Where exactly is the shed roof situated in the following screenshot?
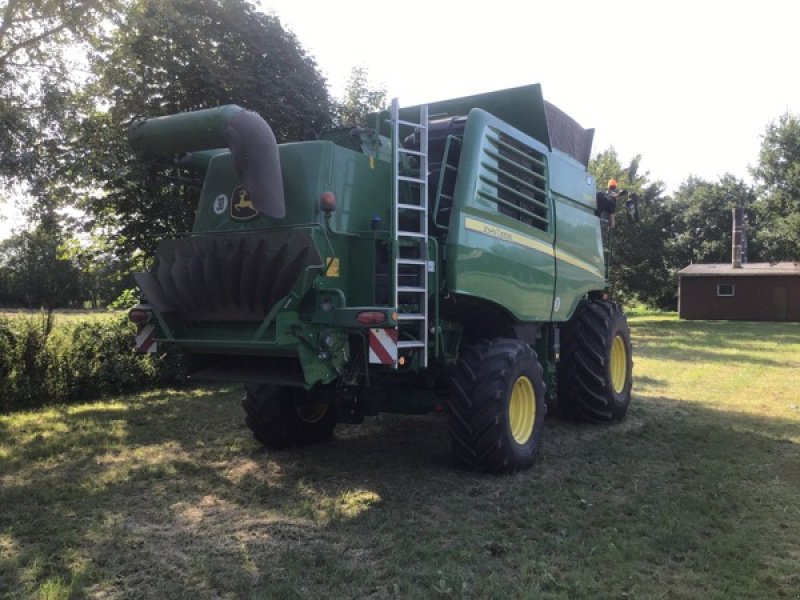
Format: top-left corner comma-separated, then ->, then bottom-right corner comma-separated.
679,262 -> 800,277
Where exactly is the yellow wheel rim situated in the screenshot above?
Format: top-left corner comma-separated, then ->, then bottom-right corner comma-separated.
509,375 -> 536,445
610,334 -> 628,394
297,403 -> 328,424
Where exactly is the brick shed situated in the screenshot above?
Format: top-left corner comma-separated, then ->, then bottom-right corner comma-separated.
678,262 -> 800,321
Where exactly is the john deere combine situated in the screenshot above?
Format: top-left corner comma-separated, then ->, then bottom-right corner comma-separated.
127,84 -> 633,473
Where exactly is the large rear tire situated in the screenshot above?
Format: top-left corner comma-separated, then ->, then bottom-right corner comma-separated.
448,338 -> 546,474
558,300 -> 633,421
242,385 -> 336,449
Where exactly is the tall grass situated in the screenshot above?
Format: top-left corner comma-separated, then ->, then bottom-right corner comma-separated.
0,313 -> 183,411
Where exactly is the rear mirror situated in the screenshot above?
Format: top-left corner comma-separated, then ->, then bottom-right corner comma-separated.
626,193 -> 640,222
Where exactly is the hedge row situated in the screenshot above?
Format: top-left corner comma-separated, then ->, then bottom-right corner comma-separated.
0,314 -> 184,412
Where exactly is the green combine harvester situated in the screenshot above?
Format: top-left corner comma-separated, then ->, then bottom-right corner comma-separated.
127,84 -> 634,473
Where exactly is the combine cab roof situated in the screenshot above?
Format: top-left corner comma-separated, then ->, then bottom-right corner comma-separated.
398,83 -> 595,168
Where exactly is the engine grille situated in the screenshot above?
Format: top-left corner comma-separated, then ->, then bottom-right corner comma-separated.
479,127 -> 549,231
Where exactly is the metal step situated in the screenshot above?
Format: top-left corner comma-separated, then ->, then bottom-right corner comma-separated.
398,340 -> 426,349
398,175 -> 426,185
397,313 -> 425,321
396,119 -> 427,129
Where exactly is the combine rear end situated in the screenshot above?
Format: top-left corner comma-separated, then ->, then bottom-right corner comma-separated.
128,84 -> 633,473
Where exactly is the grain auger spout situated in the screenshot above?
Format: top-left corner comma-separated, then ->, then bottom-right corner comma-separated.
128,105 -> 286,219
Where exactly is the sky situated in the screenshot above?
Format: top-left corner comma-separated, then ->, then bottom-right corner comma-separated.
259,0 -> 799,192
2,0 -> 798,239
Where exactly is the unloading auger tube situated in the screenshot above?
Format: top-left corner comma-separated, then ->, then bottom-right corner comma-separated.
127,105 -> 286,219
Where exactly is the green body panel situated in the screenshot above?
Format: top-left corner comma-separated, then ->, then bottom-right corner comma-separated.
549,151 -> 606,321
445,109 -> 556,322
445,109 -> 604,323
193,142 -> 391,234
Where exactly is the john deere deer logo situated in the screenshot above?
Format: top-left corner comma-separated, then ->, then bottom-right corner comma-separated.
231,185 -> 259,221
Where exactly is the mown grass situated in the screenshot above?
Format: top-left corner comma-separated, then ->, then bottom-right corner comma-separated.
1,316 -> 799,599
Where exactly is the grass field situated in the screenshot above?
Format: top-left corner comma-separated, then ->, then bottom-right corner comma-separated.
1,315 -> 799,599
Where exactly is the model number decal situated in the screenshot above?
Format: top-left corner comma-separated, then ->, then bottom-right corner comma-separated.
464,216 -> 552,255
463,216 -> 603,279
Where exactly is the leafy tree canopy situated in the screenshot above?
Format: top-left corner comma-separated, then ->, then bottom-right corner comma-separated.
0,211 -> 81,309
590,148 -> 676,308
0,0 -> 122,184
668,174 -> 759,267
335,66 -> 387,128
74,0 -> 333,256
751,112 -> 800,260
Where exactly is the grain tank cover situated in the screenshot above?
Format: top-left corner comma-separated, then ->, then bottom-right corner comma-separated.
543,100 -> 595,168
399,83 -> 594,168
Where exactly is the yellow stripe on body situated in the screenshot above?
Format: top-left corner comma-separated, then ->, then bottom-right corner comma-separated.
464,216 -> 554,256
463,216 -> 604,279
554,249 -> 604,279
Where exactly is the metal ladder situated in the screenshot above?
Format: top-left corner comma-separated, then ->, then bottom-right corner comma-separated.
391,98 -> 429,368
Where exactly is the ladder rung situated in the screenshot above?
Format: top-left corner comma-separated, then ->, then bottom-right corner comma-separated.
398,148 -> 426,157
397,258 -> 426,265
398,231 -> 426,239
398,340 -> 426,349
397,313 -> 425,321
398,175 -> 426,184
396,119 -> 427,129
397,286 -> 426,294
398,203 -> 425,211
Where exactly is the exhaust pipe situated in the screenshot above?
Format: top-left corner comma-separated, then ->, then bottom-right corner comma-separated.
732,207 -> 745,268
128,105 -> 286,219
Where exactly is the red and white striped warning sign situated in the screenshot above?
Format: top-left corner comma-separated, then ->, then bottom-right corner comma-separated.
368,327 -> 398,364
135,323 -> 158,354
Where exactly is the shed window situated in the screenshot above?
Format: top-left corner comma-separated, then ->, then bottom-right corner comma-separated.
717,283 -> 735,297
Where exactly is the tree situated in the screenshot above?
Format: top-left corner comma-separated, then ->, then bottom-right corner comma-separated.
0,0 -> 118,71
0,0 -> 123,185
70,0 -> 333,257
0,211 -> 81,310
667,175 -> 758,267
751,111 -> 800,261
335,66 -> 387,128
57,230 -> 139,308
590,148 -> 675,309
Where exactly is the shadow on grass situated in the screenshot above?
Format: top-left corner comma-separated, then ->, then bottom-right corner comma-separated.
1,385 -> 799,599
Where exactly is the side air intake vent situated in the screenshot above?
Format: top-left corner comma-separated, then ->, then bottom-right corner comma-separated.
479,127 -> 549,231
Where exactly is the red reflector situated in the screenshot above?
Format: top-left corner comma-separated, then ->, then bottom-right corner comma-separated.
356,311 -> 386,325
128,308 -> 150,325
